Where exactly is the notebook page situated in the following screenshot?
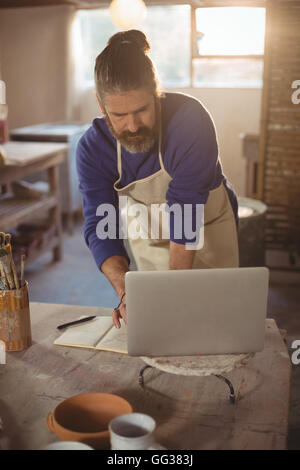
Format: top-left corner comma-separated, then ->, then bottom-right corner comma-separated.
54,316 -> 113,348
95,321 -> 128,354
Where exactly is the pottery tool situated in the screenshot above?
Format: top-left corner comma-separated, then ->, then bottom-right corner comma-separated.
0,234 -> 7,288
4,234 -> 19,290
0,232 -> 5,248
20,254 -> 26,288
4,233 -> 11,247
0,232 -> 21,290
0,262 -> 8,289
0,248 -> 15,289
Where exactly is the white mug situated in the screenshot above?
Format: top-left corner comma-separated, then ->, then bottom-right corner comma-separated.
41,441 -> 94,450
109,413 -> 165,450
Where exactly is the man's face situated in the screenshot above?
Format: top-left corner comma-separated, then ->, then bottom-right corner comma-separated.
98,88 -> 158,153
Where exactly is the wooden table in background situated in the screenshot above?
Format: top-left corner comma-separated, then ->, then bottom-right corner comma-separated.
0,302 -> 291,450
0,142 -> 68,263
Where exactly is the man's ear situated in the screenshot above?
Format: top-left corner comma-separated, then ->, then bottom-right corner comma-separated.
96,94 -> 105,114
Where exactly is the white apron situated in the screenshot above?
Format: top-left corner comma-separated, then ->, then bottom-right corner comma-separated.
113,125 -> 239,271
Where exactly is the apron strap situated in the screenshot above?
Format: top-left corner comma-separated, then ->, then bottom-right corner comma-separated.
157,113 -> 165,172
117,140 -> 122,177
114,140 -> 122,188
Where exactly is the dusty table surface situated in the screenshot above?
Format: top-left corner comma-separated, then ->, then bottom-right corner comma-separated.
2,141 -> 69,166
0,302 -> 291,450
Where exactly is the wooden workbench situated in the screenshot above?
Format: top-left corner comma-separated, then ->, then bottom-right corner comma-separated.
0,142 -> 68,263
0,302 -> 291,450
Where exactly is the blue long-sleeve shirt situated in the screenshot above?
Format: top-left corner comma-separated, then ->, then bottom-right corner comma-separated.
76,92 -> 238,270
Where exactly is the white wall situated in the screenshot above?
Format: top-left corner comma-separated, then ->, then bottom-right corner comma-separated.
0,5 -> 76,129
79,86 -> 262,197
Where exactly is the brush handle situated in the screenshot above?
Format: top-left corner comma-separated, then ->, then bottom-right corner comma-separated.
4,234 -> 11,246
20,254 -> 26,288
10,253 -> 19,290
0,253 -> 15,289
4,244 -> 19,289
0,232 -> 5,248
0,263 -> 9,289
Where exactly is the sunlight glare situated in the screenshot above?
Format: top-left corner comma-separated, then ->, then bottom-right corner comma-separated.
196,7 -> 266,55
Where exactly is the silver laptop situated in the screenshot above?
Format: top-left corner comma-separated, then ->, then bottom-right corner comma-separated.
125,267 -> 269,356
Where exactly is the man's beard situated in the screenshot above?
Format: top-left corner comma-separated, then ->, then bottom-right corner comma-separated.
104,111 -> 159,154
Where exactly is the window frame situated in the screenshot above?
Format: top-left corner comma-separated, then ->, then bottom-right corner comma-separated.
75,1 -> 266,89
190,1 -> 266,87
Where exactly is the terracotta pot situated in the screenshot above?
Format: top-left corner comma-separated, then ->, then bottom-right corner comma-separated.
46,393 -> 132,450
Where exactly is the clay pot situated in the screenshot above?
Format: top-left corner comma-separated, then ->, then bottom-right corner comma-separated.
46,393 -> 132,449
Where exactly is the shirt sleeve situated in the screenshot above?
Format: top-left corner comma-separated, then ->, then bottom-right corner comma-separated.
163,100 -> 220,245
76,134 -> 130,270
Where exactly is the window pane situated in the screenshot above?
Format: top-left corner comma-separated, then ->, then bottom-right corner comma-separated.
141,5 -> 190,87
196,7 -> 265,55
76,5 -> 191,88
77,9 -> 118,84
193,57 -> 263,87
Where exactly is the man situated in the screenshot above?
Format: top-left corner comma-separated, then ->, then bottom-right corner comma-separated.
76,29 -> 239,329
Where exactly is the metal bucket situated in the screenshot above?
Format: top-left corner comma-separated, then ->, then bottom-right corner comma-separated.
238,197 -> 267,267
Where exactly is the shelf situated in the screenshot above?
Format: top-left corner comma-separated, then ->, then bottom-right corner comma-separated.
0,142 -> 66,264
14,236 -> 60,269
0,195 -> 57,232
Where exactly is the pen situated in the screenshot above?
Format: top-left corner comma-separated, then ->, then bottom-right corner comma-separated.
57,316 -> 97,330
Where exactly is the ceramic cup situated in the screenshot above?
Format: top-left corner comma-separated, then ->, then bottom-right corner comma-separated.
42,441 -> 94,450
109,413 -> 165,450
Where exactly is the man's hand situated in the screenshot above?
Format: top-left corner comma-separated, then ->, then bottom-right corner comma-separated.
169,240 -> 196,269
101,255 -> 129,328
112,294 -> 126,329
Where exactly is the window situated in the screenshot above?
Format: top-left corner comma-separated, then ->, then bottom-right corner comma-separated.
139,5 -> 190,87
192,6 -> 266,87
75,9 -> 118,87
76,5 -> 190,88
75,4 -> 265,89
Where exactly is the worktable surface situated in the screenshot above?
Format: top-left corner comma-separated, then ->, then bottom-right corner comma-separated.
0,302 -> 291,450
2,141 -> 69,166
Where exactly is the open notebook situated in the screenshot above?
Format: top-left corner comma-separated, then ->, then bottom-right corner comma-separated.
54,315 -> 128,354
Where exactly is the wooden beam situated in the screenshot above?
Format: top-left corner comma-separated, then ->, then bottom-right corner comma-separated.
0,0 -> 267,9
0,0 -> 79,7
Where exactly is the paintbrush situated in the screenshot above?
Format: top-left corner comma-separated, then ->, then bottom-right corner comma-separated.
0,234 -> 10,288
4,233 -> 11,247
0,247 -> 15,289
0,232 -> 5,248
20,254 -> 26,288
4,234 -> 19,290
0,262 -> 8,289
